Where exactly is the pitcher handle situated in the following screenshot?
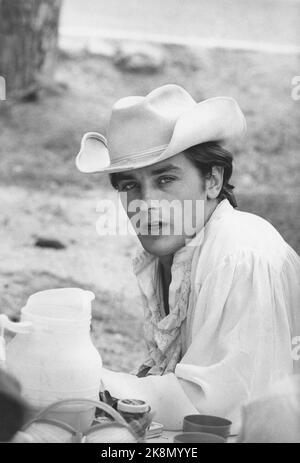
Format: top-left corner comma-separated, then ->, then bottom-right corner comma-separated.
0,314 -> 32,336
0,314 -> 32,367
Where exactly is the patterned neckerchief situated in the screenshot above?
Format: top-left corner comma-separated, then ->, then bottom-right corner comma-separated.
132,226 -> 205,376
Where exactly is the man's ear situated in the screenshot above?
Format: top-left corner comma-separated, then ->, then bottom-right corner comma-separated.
206,166 -> 224,200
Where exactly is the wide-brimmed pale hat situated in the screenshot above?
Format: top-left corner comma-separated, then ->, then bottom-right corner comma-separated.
76,84 -> 246,174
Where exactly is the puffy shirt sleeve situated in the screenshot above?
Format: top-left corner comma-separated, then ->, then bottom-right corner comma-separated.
175,248 -> 295,421
100,248 -> 297,430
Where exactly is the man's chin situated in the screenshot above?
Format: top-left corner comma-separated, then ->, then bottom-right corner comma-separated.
138,234 -> 185,257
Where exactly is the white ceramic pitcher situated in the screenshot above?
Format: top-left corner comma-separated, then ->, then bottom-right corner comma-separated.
0,288 -> 102,430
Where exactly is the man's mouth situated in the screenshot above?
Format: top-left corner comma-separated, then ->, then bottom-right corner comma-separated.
139,221 -> 165,235
148,221 -> 162,231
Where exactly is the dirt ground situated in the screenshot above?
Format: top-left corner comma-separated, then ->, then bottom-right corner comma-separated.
0,44 -> 299,373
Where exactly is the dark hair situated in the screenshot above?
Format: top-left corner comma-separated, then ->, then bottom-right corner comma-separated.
184,142 -> 237,208
109,141 -> 237,208
110,173 -> 121,190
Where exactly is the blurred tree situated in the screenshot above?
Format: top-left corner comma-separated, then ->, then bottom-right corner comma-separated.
0,0 -> 62,100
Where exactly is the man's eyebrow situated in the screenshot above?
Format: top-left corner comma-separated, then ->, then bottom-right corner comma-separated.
113,172 -> 136,182
113,164 -> 181,181
150,164 -> 181,175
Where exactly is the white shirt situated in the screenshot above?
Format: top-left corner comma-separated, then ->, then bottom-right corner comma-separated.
101,199 -> 300,431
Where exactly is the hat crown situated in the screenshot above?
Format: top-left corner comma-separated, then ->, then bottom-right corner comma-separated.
76,84 -> 247,174
107,85 -> 196,161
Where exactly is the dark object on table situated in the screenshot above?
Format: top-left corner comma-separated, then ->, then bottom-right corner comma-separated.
183,414 -> 232,438
99,389 -> 119,412
117,399 -> 152,440
34,237 -> 66,250
0,369 -> 29,442
99,390 -> 152,440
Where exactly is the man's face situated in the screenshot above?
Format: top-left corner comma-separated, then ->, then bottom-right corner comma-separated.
115,153 -> 208,257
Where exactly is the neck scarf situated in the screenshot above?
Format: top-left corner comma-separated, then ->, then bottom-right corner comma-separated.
132,231 -> 204,377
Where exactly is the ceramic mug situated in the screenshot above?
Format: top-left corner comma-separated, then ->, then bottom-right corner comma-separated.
173,432 -> 226,443
183,415 -> 232,438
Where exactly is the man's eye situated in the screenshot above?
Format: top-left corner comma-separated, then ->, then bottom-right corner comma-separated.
118,182 -> 137,192
158,176 -> 176,185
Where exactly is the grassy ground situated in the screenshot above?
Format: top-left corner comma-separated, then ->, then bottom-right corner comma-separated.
0,44 -> 299,372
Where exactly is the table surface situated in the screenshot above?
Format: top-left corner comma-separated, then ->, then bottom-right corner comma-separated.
146,430 -> 176,444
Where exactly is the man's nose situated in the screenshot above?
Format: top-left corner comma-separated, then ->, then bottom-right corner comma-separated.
140,182 -> 161,203
138,185 -> 159,220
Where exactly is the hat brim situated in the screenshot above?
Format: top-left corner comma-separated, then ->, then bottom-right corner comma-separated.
75,96 -> 246,174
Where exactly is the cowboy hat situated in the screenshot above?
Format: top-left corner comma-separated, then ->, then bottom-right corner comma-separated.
76,84 -> 246,174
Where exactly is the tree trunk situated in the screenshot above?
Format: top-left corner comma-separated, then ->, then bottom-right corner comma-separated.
0,0 -> 62,99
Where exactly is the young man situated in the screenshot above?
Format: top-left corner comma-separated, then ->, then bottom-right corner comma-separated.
76,84 -> 300,430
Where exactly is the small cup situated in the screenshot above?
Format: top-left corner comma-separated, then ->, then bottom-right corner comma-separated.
183,415 -> 232,438
173,432 -> 226,443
